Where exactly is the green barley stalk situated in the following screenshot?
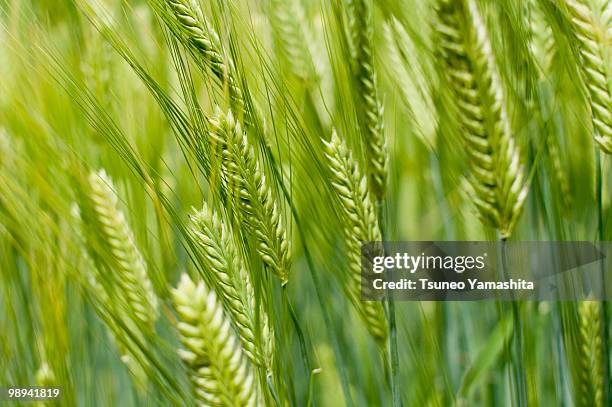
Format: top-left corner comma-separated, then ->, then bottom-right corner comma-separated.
347,0 -> 387,201
165,0 -> 244,114
88,169 -> 159,329
564,0 -> 612,153
189,203 -> 272,369
172,273 -> 260,406
434,2 -> 529,405
434,0 -> 529,239
209,108 -> 291,285
577,301 -> 605,407
323,130 -> 388,344
564,4 -> 611,399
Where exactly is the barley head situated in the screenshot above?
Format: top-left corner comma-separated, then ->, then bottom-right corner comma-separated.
209,108 -> 291,285
323,130 -> 388,343
189,203 -> 271,368
166,0 -> 244,113
434,0 -> 529,238
88,169 -> 159,328
348,0 -> 387,201
564,0 -> 612,153
172,273 -> 260,407
269,0 -> 316,84
577,300 -> 605,407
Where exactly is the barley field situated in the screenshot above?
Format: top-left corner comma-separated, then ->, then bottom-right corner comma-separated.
0,0 -> 610,406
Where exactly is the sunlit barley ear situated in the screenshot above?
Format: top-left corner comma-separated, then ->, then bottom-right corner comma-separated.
165,0 -> 244,114
347,0 -> 387,202
564,0 -> 612,154
88,169 -> 159,328
434,0 -> 529,238
209,108 -> 291,286
189,203 -> 272,368
322,130 -> 388,344
577,301 -> 605,407
172,273 -> 260,407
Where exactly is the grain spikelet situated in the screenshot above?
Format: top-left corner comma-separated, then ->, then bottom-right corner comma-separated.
209,108 -> 291,285
348,0 -> 387,201
564,0 -> 612,153
383,18 -> 437,149
577,301 -> 605,407
166,0 -> 244,113
189,203 -> 271,368
434,0 -> 529,238
323,130 -> 388,343
527,1 -> 572,212
172,273 -> 260,406
269,0 -> 316,83
528,0 -> 557,76
88,169 -> 159,327
72,203 -> 149,388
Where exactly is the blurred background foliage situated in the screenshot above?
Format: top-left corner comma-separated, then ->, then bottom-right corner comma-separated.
0,0 -> 610,405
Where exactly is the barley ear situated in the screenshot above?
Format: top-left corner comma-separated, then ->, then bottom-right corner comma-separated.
88,169 -> 159,328
323,130 -> 388,343
172,273 -> 260,407
564,0 -> 612,153
189,203 -> 271,368
165,0 -> 244,114
348,0 -> 387,201
577,301 -> 605,407
434,0 -> 529,238
209,108 -> 291,285
527,2 -> 572,212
